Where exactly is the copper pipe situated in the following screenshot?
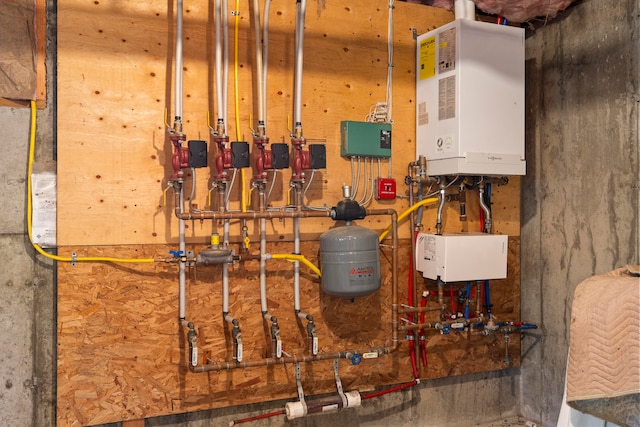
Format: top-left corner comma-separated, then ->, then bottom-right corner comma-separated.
176,190 -> 402,371
398,306 -> 442,314
193,346 -> 398,372
398,316 -> 483,332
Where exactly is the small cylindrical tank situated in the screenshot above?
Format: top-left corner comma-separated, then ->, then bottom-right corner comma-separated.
319,223 -> 380,297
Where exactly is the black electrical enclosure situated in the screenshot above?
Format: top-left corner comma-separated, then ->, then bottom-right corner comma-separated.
188,140 -> 208,168
309,144 -> 327,169
271,143 -> 289,169
231,141 -> 250,168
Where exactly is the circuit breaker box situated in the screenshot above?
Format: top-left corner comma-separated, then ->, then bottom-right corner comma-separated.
415,233 -> 508,282
416,19 -> 525,176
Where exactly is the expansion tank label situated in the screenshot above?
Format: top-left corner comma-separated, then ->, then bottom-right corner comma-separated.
438,27 -> 456,73
419,36 -> 436,80
438,75 -> 456,120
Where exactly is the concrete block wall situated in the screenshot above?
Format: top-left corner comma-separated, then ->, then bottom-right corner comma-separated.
521,0 -> 639,425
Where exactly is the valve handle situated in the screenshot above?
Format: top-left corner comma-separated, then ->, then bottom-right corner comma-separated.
169,250 -> 184,258
350,353 -> 363,366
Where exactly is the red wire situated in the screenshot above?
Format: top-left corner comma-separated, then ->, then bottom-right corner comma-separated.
231,409 -> 286,425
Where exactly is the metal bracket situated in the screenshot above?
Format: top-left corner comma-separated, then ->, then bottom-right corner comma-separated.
295,362 -> 307,410
333,359 -> 348,409
71,252 -> 77,267
411,28 -> 418,40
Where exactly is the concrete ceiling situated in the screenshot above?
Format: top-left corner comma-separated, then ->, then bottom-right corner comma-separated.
405,0 -> 577,23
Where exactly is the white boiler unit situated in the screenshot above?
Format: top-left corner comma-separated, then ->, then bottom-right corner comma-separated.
416,19 -> 526,176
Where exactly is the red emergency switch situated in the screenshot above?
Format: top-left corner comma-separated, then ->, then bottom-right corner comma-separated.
375,177 -> 396,200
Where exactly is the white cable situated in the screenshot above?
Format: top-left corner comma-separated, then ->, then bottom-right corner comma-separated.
386,0 -> 394,124
265,169 -> 277,206
352,157 -> 361,201
358,157 -> 369,205
225,168 -> 238,207
361,158 -> 376,206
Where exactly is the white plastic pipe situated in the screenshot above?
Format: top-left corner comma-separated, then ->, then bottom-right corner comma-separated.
215,0 -> 224,123
174,0 -> 184,119
222,0 -> 229,125
222,216 -> 231,313
179,192 -> 186,319
454,0 -> 475,20
293,216 -> 301,311
262,0 -> 271,128
293,0 -> 307,128
260,217 -> 268,313
252,0 -> 265,131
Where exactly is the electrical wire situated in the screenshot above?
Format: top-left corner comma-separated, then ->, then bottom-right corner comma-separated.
27,101 -> 155,263
386,0 -> 394,124
352,157 -> 361,200
265,169 -> 277,206
358,157 -> 369,205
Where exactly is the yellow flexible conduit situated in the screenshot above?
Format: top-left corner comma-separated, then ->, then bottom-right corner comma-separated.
27,101 -> 155,263
233,0 -> 247,213
378,197 -> 439,242
271,253 -> 321,277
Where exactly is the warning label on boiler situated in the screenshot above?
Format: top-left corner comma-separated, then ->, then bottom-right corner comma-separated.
438,27 -> 456,73
419,36 -> 436,80
438,75 -> 456,120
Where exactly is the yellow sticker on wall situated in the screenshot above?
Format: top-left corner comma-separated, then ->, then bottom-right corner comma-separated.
419,36 -> 436,80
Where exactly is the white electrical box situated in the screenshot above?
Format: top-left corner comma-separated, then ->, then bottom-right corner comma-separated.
415,233 -> 508,282
416,19 -> 525,176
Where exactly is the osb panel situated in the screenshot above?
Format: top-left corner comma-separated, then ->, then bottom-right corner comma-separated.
56,0 -> 454,246
58,238 -> 521,426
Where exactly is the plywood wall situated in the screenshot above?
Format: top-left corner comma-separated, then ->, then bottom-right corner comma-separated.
57,0 -> 456,246
56,0 -> 524,425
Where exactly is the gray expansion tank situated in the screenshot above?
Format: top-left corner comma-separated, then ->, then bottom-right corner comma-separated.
319,224 -> 381,297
